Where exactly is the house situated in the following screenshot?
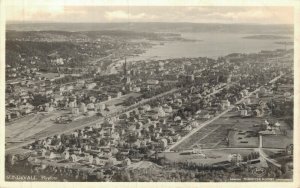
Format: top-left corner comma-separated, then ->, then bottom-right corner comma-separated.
77,80 -> 85,87
259,129 -> 276,135
69,101 -> 77,108
133,87 -> 141,92
53,94 -> 64,102
192,148 -> 203,154
174,116 -> 181,122
151,114 -> 159,120
163,106 -> 173,113
244,98 -> 251,105
259,87 -> 267,95
79,103 -> 87,113
159,118 -> 167,125
274,122 -> 281,130
45,89 -> 53,95
61,151 -> 70,160
286,144 -> 293,155
241,89 -> 249,96
157,108 -> 166,117
88,155 -> 94,164
144,136 -> 152,144
221,99 -> 231,109
190,121 -> 199,128
228,153 -> 242,163
66,85 -> 74,91
117,92 -> 122,98
89,96 -> 97,103
253,109 -> 262,117
73,132 -> 79,138
166,136 -> 173,144
49,151 -> 61,160
95,103 -> 106,111
87,103 -> 95,110
106,157 -> 117,166
94,157 -> 106,166
203,113 -> 211,119
70,154 -> 78,162
147,80 -> 159,85
183,124 -> 192,131
172,134 -> 181,142
20,107 -> 32,115
45,106 -> 54,112
159,138 -> 168,149
6,113 -> 11,121
133,140 -> 141,148
155,127 -> 163,134
128,125 -> 136,132
240,110 -> 249,117
86,83 -> 97,90
71,107 -> 80,114
122,158 -> 131,166
143,104 -> 151,111
59,86 -> 66,92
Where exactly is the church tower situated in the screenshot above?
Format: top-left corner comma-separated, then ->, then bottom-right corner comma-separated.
123,57 -> 127,76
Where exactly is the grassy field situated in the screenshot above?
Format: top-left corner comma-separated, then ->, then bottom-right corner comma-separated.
5,113 -> 103,154
104,92 -> 141,106
6,112 -> 58,142
262,135 -> 293,149
228,130 -> 259,148
261,148 -> 286,159
172,115 -> 265,151
161,149 -> 255,165
172,122 -> 231,151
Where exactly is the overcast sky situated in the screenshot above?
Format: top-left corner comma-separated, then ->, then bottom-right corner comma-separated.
6,0 -> 294,24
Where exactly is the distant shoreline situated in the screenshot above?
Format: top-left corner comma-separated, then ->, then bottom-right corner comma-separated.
275,41 -> 294,45
6,22 -> 293,35
243,35 -> 291,40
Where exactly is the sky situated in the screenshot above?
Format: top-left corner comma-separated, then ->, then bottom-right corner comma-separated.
5,0 -> 294,24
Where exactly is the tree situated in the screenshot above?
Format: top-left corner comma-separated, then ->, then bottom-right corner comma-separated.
123,171 -> 131,181
275,168 -> 282,178
5,154 -> 15,170
31,94 -> 50,107
281,163 -> 289,174
127,134 -> 137,148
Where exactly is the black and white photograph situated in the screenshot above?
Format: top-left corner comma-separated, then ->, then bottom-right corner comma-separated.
1,0 -> 299,186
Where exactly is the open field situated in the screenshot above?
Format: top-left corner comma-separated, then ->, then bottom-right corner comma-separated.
172,115 -> 265,151
161,149 -> 255,165
261,148 -> 286,159
228,130 -> 259,148
262,135 -> 293,149
6,112 -> 64,143
172,121 -> 233,151
5,115 -> 103,153
103,92 -> 141,106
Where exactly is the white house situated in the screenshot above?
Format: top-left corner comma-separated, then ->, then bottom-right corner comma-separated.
71,107 -> 79,114
228,153 -> 242,163
147,80 -> 159,85
61,151 -> 70,160
159,138 -> 168,149
86,83 -> 97,90
122,158 -> 131,166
